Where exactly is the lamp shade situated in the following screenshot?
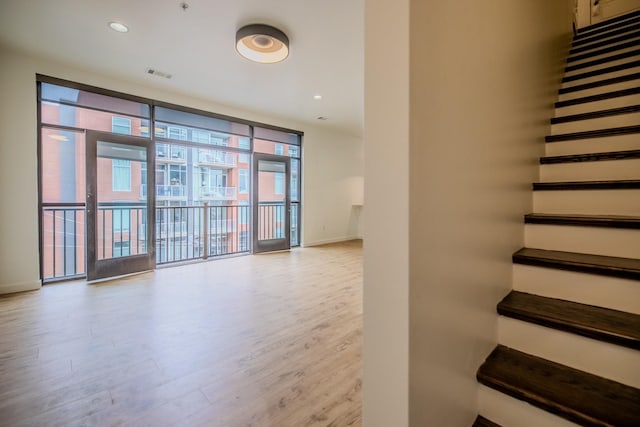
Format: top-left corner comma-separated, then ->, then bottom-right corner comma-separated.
236,24 -> 289,64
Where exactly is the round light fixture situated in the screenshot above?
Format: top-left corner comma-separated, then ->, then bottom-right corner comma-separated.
108,21 -> 129,33
313,94 -> 323,100
236,24 -> 289,64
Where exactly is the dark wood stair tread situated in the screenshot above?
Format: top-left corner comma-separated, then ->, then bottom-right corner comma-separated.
540,149 -> 640,164
472,415 -> 501,427
545,125 -> 640,142
573,22 -> 640,47
498,291 -> 640,349
568,39 -> 640,63
551,104 -> 640,124
562,59 -> 640,83
525,213 -> 640,229
570,32 -> 640,56
513,247 -> 640,280
477,345 -> 640,426
555,86 -> 640,108
532,179 -> 640,190
576,9 -> 640,34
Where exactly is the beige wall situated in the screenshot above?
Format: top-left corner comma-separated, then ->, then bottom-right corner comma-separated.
364,0 -> 572,425
363,0 -> 410,425
0,45 -> 363,294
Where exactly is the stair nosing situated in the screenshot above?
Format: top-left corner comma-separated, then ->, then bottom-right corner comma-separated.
498,291 -> 640,349
524,213 -> 640,229
545,125 -> 640,142
562,59 -> 640,83
550,104 -> 640,124
540,149 -> 640,164
477,345 -> 640,427
512,247 -> 640,280
554,87 -> 640,108
532,179 -> 640,190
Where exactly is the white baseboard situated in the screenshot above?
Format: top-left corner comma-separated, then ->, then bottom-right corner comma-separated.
302,236 -> 361,247
0,280 -> 41,295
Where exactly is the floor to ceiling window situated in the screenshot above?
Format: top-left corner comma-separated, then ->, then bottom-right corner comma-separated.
38,76 -> 302,283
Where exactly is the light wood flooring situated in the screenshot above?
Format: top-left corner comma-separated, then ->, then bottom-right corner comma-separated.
0,240 -> 363,426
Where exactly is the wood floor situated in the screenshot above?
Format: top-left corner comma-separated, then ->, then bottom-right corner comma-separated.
0,240 -> 362,427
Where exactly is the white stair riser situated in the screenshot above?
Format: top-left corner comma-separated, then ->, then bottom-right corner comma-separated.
558,78 -> 640,102
478,385 -> 580,427
545,133 -> 640,156
540,158 -> 640,181
560,66 -> 640,90
554,94 -> 640,116
524,224 -> 640,258
513,264 -> 640,314
533,189 -> 640,216
499,317 -> 640,387
567,45 -> 640,68
550,112 -> 640,134
564,58 -> 640,79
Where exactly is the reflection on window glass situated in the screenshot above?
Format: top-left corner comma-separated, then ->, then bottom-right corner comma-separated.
112,160 -> 131,191
239,169 -> 249,194
112,117 -> 132,135
274,173 -> 284,195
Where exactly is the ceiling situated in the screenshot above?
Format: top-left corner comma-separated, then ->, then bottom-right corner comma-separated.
0,0 -> 364,136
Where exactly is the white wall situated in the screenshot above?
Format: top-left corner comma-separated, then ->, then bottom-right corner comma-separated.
0,45 -> 363,294
364,0 -> 572,426
363,0 -> 410,425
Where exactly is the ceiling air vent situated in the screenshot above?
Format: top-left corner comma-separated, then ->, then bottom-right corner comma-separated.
146,68 -> 172,79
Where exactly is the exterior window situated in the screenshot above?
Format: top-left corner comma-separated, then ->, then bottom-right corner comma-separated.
112,117 -> 131,135
239,169 -> 249,194
211,136 -> 228,146
239,153 -> 250,163
168,126 -> 187,141
238,137 -> 251,150
274,143 -> 284,155
274,173 -> 284,195
289,146 -> 299,157
112,159 -> 131,191
192,130 -> 209,144
113,209 -> 131,232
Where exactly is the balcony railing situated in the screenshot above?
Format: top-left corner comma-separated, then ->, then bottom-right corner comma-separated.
197,151 -> 237,167
198,186 -> 237,201
141,184 -> 187,200
41,203 -> 251,281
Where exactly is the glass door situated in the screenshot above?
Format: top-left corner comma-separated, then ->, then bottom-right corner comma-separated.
253,153 -> 290,253
86,131 -> 155,280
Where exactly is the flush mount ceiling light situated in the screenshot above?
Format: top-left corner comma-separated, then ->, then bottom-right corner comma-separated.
108,21 -> 129,33
236,24 -> 289,64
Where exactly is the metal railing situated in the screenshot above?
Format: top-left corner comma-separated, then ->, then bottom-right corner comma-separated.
41,204 -> 86,280
155,204 -> 249,264
258,202 -> 286,240
41,203 -> 251,281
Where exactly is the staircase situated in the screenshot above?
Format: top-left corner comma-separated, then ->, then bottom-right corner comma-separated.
474,10 -> 640,427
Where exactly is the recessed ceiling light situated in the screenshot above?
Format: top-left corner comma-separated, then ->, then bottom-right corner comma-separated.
109,22 -> 129,33
313,94 -> 322,100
